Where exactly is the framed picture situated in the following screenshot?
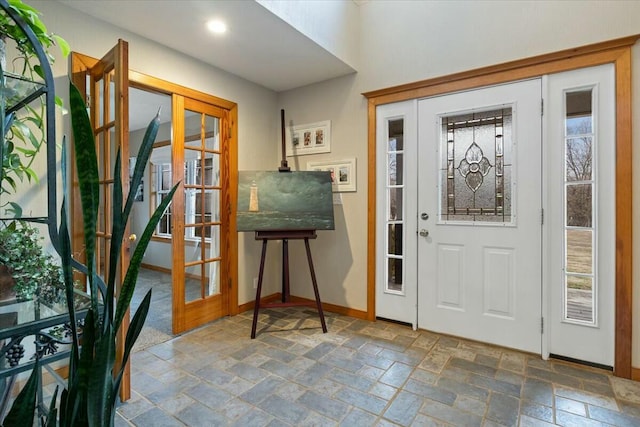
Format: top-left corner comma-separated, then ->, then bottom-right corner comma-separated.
286,120 -> 331,156
307,158 -> 356,192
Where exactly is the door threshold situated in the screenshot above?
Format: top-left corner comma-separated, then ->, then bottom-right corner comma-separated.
549,353 -> 613,372
376,317 -> 412,328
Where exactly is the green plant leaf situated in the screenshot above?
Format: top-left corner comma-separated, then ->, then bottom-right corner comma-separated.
114,289 -> 151,404
105,149 -> 123,329
44,386 -> 59,427
53,34 -> 70,57
69,81 -> 100,318
124,111 -> 160,220
87,326 -> 116,426
2,359 -> 39,427
114,182 -> 178,330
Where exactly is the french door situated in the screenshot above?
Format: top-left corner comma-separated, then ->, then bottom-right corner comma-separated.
70,40 -> 132,400
171,95 -> 232,333
70,40 -> 239,399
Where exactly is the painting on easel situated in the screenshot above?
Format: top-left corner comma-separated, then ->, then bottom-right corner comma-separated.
237,171 -> 335,231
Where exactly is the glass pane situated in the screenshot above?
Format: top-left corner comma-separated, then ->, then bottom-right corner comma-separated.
108,72 -> 115,125
388,153 -> 403,185
566,90 -> 592,136
205,114 -> 220,150
387,258 -> 403,292
566,184 -> 592,227
185,110 -> 201,148
98,184 -> 105,234
389,188 -> 403,220
387,224 -> 403,256
566,275 -> 593,322
566,229 -> 593,274
205,225 -> 220,258
388,118 -> 403,150
184,150 -> 199,185
158,196 -> 171,235
109,127 -> 117,181
97,133 -> 105,180
161,164 -> 172,190
439,107 -> 512,222
566,137 -> 592,181
203,153 -> 219,186
97,78 -> 105,127
185,263 -> 202,303
208,189 -> 220,222
205,260 -> 220,296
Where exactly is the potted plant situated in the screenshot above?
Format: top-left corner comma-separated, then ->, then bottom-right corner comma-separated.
0,222 -> 65,303
1,81 -> 178,427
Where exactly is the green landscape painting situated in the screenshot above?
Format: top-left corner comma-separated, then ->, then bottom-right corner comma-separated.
237,171 -> 335,231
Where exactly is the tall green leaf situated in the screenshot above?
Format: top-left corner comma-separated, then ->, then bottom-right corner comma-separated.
86,326 -> 115,426
1,359 -> 39,427
105,149 -> 123,330
69,82 -> 99,320
114,183 -> 178,330
113,289 -> 152,402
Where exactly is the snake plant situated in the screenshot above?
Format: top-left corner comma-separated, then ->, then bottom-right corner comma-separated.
1,81 -> 177,426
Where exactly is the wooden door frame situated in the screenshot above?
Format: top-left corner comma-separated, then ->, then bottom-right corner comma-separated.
363,34 -> 640,378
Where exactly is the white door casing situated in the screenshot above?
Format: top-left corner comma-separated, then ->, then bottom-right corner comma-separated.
375,100 -> 418,328
544,64 -> 615,367
417,80 -> 542,353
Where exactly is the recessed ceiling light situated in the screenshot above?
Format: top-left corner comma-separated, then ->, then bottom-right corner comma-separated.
207,19 -> 227,34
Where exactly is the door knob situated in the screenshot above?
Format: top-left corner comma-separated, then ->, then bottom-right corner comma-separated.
129,234 -> 137,242
419,229 -> 429,237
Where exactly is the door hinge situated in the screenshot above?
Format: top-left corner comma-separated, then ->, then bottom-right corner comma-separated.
541,208 -> 544,225
541,317 -> 544,334
541,99 -> 544,116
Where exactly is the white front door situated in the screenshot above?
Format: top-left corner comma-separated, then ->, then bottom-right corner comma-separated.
375,100 -> 418,328
545,64 -> 615,367
417,80 -> 542,353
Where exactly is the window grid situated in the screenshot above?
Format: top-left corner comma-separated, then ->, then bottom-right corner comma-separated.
563,88 -> 596,325
386,118 -> 405,295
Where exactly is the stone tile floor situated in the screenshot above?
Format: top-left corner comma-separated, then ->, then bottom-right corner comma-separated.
114,307 -> 640,426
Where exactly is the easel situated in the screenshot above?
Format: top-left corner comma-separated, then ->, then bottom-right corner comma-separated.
250,229 -> 327,339
250,110 -> 329,338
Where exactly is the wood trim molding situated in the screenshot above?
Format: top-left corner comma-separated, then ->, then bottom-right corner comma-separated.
364,34 -> 640,378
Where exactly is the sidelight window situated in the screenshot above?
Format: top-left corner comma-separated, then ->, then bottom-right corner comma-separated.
563,89 -> 596,324
385,118 -> 405,294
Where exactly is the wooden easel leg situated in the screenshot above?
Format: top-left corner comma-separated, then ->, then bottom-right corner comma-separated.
251,239 -> 269,339
305,238 -> 327,333
282,239 -> 290,302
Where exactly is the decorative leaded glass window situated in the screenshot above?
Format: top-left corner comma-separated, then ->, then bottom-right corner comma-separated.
439,107 -> 513,224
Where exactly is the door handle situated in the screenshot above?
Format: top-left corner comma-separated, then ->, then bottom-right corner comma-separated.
419,229 -> 429,237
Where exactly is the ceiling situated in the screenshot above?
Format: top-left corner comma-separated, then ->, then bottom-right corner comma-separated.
58,0 -> 356,93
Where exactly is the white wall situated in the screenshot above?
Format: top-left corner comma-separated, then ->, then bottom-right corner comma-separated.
257,0 -> 360,70
279,0 -> 640,365
29,1 -> 282,306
